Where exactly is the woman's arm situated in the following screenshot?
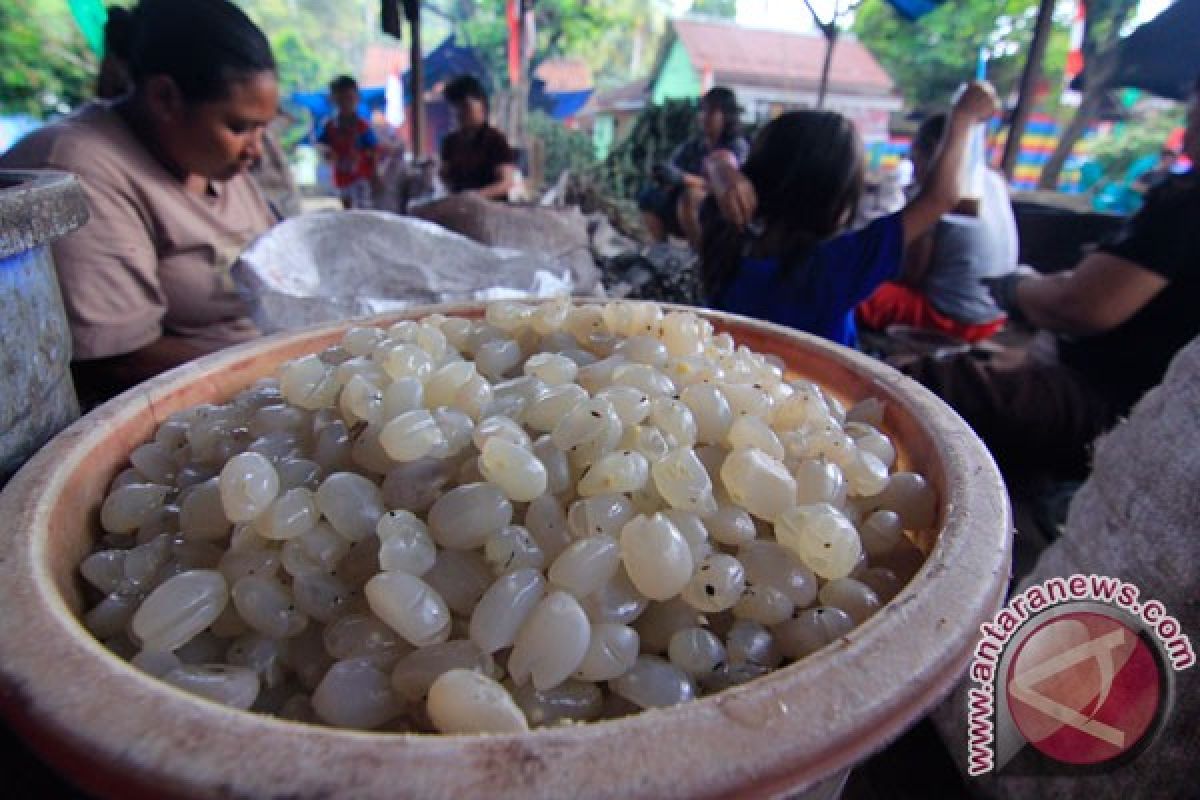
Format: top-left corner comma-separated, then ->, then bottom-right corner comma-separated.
72,335 -> 218,403
901,81 -> 998,248
995,252 -> 1168,335
705,149 -> 756,229
473,164 -> 517,201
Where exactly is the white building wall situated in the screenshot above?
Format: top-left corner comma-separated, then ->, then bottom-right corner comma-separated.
730,84 -> 902,143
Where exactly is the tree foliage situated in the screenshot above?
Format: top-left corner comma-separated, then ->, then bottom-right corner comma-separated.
1,0 -> 672,120
234,0 -> 364,93
433,0 -> 669,90
1037,0 -> 1139,188
527,109 -> 594,182
0,0 -> 98,117
852,0 -> 1050,110
1088,106 -> 1185,182
690,0 -> 737,19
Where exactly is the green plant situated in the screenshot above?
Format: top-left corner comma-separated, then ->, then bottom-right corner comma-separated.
527,111 -> 595,185
1087,108 -> 1185,183
0,0 -> 98,117
587,98 -> 698,204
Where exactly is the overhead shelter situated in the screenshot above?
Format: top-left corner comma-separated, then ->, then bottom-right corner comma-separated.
1086,0 -> 1200,101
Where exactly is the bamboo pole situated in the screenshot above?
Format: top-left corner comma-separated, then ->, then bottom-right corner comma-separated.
1001,0 -> 1055,178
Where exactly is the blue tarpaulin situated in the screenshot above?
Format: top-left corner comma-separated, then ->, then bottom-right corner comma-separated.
530,79 -> 593,120
0,115 -> 42,151
885,0 -> 946,21
289,89 -> 387,129
402,35 -> 489,96
546,89 -> 593,119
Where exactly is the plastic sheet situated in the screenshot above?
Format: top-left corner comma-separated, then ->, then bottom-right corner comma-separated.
233,211 -> 578,333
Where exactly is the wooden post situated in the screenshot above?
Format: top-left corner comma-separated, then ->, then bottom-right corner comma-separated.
1001,0 -> 1055,178
407,0 -> 425,158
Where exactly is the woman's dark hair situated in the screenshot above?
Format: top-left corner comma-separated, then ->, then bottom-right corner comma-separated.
329,75 -> 359,94
700,110 -> 864,301
701,87 -> 741,143
127,0 -> 276,103
103,6 -> 134,62
444,74 -> 489,112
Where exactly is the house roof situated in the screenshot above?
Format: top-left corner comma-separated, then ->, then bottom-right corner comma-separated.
535,59 -> 594,93
361,44 -> 410,87
671,17 -> 894,96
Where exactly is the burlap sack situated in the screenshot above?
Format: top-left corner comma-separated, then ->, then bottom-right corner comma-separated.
931,335 -> 1200,798
411,194 -> 601,292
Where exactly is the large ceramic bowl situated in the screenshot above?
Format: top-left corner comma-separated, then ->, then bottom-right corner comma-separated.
0,304 -> 1011,799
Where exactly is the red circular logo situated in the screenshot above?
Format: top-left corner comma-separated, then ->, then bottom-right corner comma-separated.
1005,611 -> 1163,766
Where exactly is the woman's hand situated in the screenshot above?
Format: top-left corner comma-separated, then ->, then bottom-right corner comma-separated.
705,151 -> 756,230
901,80 -> 997,247
952,81 -> 999,125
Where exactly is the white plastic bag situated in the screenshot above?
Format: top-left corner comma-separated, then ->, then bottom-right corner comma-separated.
233,211 -> 576,333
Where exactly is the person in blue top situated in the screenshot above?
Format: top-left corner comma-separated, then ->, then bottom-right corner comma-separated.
698,81 -> 999,349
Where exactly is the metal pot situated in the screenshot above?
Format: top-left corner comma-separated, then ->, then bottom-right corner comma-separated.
0,169 -> 88,484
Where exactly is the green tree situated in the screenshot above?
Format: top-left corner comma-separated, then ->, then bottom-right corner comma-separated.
433,0 -> 668,90
690,0 -> 737,18
1037,0 -> 1139,188
0,0 -> 97,117
234,0 -> 360,93
852,0 -> 1047,110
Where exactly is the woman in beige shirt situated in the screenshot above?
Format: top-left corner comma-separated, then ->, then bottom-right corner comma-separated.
1,0 -> 279,404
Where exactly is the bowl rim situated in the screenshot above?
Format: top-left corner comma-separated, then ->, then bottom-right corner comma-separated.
0,302 -> 1012,800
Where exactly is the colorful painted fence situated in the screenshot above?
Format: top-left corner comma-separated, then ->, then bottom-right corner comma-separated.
865,113 -> 1094,193
866,136 -> 911,173
988,113 -> 1093,192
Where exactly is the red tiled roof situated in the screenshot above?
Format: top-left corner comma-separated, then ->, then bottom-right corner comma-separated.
672,18 -> 894,95
361,45 -> 410,87
535,59 -> 594,93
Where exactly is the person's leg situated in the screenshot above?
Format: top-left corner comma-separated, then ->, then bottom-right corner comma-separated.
641,211 -> 667,242
352,179 -> 374,210
902,352 -> 1119,476
637,186 -> 669,243
858,282 -> 927,331
859,283 -> 1006,343
677,184 -> 707,250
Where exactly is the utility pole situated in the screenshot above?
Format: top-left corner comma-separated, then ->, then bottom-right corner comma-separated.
406,0 -> 425,157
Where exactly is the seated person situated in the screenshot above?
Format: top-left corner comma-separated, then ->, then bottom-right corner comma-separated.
903,75 -> 1200,476
0,0 -> 279,406
858,113 -> 1018,342
438,75 -> 517,201
639,87 -> 748,246
1133,146 -> 1182,195
699,82 -> 999,349
318,75 -> 379,210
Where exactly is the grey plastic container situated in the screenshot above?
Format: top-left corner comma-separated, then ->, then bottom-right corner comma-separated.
0,170 -> 89,484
